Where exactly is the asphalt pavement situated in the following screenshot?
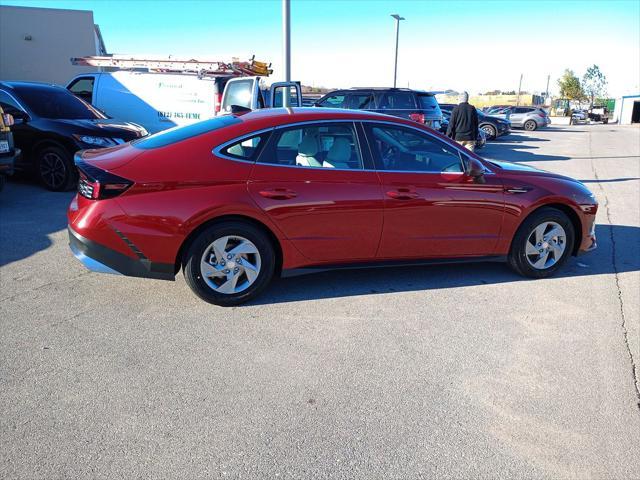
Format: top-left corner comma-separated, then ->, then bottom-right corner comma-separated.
1,124 -> 639,479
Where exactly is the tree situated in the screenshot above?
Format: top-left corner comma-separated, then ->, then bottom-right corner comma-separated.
582,65 -> 607,106
557,69 -> 584,101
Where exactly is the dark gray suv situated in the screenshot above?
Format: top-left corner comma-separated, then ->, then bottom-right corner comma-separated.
314,88 -> 443,130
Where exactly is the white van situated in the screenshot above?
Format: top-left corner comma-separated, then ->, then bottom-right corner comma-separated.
67,72 -> 302,133
66,71 -> 231,133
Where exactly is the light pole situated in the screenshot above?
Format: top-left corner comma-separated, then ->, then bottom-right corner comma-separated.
282,0 -> 291,107
391,14 -> 405,88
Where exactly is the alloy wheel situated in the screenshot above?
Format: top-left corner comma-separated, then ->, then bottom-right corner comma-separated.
199,235 -> 262,294
40,152 -> 67,189
481,125 -> 496,138
524,120 -> 536,131
525,221 -> 567,270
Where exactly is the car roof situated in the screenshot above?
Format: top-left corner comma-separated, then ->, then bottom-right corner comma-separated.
325,87 -> 435,95
0,81 -> 65,91
228,107 -> 425,132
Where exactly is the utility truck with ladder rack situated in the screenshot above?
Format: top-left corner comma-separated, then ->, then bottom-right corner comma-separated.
67,55 -> 302,133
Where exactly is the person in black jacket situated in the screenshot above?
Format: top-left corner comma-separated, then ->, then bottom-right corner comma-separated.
446,92 -> 478,152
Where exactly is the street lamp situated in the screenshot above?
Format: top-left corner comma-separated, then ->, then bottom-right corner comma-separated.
391,14 -> 405,88
282,0 -> 291,107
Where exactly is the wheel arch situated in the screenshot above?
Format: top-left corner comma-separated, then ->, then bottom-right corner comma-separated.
511,202 -> 583,256
175,214 -> 283,275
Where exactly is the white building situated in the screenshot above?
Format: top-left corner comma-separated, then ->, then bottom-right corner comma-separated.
0,5 -> 106,85
613,94 -> 640,124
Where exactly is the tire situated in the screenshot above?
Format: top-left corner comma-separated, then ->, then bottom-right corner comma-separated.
481,124 -> 497,140
183,221 -> 276,306
36,145 -> 77,191
508,207 -> 575,278
524,120 -> 537,131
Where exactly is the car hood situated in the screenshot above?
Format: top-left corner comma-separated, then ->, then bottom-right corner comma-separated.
485,158 -> 576,180
55,118 -> 147,139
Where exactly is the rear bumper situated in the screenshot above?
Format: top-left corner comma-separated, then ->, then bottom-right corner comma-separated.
68,226 -> 175,280
0,148 -> 20,176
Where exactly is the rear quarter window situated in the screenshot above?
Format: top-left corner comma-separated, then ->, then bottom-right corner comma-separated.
132,116 -> 242,149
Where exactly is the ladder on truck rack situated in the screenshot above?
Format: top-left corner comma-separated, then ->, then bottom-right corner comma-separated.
70,55 -> 272,77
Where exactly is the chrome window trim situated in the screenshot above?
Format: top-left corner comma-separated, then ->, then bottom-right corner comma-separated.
211,118 -> 495,175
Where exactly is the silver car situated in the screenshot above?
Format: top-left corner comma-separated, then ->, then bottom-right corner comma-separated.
485,106 -> 550,131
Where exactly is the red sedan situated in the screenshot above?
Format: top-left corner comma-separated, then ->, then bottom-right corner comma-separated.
68,108 -> 598,306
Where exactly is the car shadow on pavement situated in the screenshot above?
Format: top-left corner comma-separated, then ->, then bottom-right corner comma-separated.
0,179 -> 73,267
480,144 -> 571,163
495,134 -> 550,143
249,224 -> 639,305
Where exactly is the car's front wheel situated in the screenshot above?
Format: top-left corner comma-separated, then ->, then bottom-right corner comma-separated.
508,208 -> 575,278
183,221 -> 276,306
36,145 -> 76,191
524,120 -> 537,131
481,124 -> 497,139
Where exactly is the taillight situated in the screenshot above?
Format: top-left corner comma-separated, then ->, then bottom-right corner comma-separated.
214,92 -> 223,114
77,160 -> 132,200
409,112 -> 425,123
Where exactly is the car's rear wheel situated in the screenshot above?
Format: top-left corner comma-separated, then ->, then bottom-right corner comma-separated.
524,120 -> 537,131
508,208 -> 575,278
36,145 -> 76,191
183,221 -> 276,306
481,124 -> 497,139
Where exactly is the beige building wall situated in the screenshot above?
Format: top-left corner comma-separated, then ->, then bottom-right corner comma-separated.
0,5 -> 101,86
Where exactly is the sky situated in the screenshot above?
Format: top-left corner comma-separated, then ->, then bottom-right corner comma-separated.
4,0 -> 640,96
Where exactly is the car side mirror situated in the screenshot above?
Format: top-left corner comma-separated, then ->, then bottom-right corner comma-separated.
9,110 -> 30,124
467,157 -> 486,184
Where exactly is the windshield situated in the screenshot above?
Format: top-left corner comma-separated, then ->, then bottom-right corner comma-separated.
132,115 -> 242,149
13,85 -> 105,120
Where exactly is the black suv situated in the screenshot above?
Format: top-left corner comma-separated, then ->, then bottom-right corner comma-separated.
0,81 -> 148,191
314,88 -> 443,130
439,103 -> 510,140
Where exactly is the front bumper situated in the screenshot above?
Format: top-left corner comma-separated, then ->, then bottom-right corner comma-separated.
68,226 -> 175,280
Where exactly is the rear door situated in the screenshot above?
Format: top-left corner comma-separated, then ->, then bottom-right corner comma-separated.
220,77 -> 262,113
268,82 -> 302,108
363,122 -> 505,258
510,107 -> 530,126
247,121 -> 384,262
375,90 -> 417,120
346,91 -> 375,111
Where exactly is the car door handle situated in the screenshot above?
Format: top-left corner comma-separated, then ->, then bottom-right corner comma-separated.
386,189 -> 419,200
258,188 -> 298,200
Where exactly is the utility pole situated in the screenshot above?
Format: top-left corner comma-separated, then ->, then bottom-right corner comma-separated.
545,74 -> 550,105
282,0 -> 291,107
516,73 -> 523,106
391,14 -> 405,88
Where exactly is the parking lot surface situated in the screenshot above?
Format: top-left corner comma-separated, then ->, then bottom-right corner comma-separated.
1,124 -> 639,479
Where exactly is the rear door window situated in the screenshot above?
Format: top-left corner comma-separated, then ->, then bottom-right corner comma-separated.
259,122 -> 363,170
348,92 -> 375,110
379,91 -> 416,110
317,93 -> 346,108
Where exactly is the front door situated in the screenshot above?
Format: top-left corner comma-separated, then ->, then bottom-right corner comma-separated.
363,122 -> 505,259
248,121 -> 384,263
